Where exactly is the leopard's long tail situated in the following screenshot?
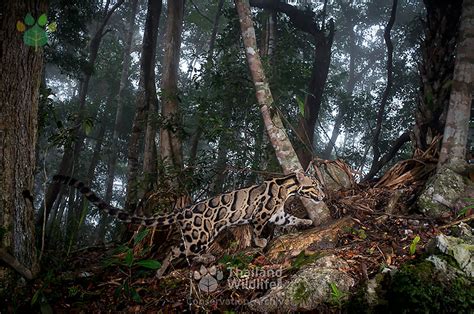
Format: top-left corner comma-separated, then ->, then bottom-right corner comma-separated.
52,175 -> 176,227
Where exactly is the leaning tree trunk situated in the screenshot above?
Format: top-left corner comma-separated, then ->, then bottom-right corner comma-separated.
0,0 -> 47,287
236,0 -> 300,174
96,0 -> 139,244
159,0 -> 185,179
438,0 -> 474,170
295,33 -> 333,168
235,0 -> 331,226
125,0 -> 163,210
249,0 -> 334,169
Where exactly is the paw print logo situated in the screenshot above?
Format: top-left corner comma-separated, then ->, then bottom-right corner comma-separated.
16,13 -> 57,50
193,265 -> 223,293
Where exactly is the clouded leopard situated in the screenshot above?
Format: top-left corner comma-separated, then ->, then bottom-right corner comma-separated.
53,172 -> 325,277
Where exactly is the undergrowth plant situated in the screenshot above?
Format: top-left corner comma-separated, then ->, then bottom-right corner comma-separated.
103,229 -> 161,302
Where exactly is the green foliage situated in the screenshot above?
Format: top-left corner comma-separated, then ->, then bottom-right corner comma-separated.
25,13 -> 35,26
457,198 -> 474,218
385,261 -> 474,313
291,251 -> 321,270
46,0 -> 96,76
345,227 -> 368,240
219,252 -> 254,270
24,24 -> 48,49
82,117 -> 94,136
409,235 -> 421,255
38,14 -> 48,27
31,270 -> 58,311
296,96 -> 305,117
103,229 -> 161,303
329,282 -> 347,308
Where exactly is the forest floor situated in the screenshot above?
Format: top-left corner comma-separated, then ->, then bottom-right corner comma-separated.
11,185 -> 459,312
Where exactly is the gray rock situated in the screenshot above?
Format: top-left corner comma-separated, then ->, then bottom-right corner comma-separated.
417,166 -> 466,218
426,234 -> 474,278
246,255 -> 355,312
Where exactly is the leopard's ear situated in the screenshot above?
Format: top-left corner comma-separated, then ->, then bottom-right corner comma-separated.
295,171 -> 306,183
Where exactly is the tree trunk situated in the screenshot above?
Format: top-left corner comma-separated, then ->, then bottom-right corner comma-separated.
237,0 -> 332,226
0,0 -> 47,285
212,102 -> 234,194
295,35 -> 333,168
159,0 -> 185,176
236,0 -> 301,174
364,0 -> 398,181
104,0 -> 139,211
39,0 -> 124,228
438,0 -> 474,170
126,0 -> 163,209
250,0 -> 335,169
321,28 -> 366,159
322,108 -> 344,160
260,9 -> 276,61
415,0 -> 463,151
66,122 -> 106,250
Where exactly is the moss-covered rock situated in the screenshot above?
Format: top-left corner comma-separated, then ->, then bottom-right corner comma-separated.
384,260 -> 473,313
246,255 -> 354,312
426,234 -> 474,278
417,166 -> 466,218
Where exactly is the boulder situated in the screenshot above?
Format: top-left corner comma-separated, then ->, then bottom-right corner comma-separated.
417,166 -> 466,218
246,255 -> 355,312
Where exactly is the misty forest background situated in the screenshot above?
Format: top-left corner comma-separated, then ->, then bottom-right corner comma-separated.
38,0 -> 424,248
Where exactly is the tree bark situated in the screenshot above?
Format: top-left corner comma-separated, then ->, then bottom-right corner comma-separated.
159,0 -> 185,176
250,0 -> 335,169
438,0 -> 474,170
126,0 -> 163,209
415,0 -> 463,151
364,0 -> 398,181
236,0 -> 302,174
0,0 -> 47,285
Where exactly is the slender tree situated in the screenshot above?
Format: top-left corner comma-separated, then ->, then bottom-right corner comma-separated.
236,0 -> 301,174
105,0 -> 139,212
364,0 -> 399,181
126,0 -> 162,210
189,0 -> 225,166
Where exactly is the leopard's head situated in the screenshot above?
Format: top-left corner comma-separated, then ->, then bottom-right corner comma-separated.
295,172 -> 325,201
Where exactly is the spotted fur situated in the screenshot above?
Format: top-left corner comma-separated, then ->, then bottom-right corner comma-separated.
53,172 -> 325,277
